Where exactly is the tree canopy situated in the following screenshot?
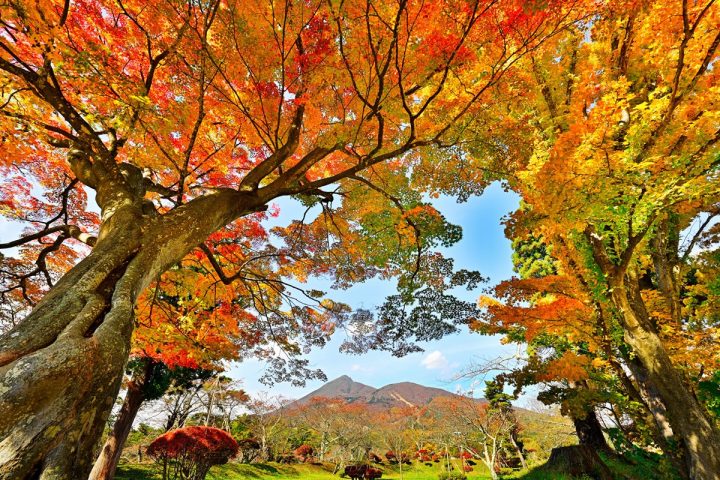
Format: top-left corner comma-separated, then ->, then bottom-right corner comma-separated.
2,0 -> 720,479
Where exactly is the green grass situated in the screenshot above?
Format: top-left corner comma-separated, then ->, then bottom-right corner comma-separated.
117,454 -> 677,480
117,460 -> 493,480
501,452 -> 681,480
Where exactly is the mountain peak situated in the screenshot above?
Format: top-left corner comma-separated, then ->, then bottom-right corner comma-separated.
294,375 -> 376,405
292,376 -> 479,409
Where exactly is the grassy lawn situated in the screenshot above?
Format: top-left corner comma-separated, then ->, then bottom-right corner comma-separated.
116,453 -> 678,480
117,460 -> 494,480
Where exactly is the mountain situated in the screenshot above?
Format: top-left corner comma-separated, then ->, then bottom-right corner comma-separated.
295,375 -> 377,405
291,375 -> 481,409
368,381 -> 457,407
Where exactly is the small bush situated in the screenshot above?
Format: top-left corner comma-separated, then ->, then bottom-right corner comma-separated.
147,426 -> 237,480
438,472 -> 467,480
293,444 -> 314,462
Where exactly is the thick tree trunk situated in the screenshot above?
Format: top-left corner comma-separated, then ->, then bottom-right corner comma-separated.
586,229 -> 720,479
625,356 -> 691,478
572,409 -> 610,452
89,364 -> 150,480
0,190 -> 265,479
0,233 -> 141,480
611,281 -> 720,479
544,445 -> 612,480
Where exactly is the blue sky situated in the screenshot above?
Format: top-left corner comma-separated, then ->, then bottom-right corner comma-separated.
230,182 -> 522,400
0,180 -> 522,401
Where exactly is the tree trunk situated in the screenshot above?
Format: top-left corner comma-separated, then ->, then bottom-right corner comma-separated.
611,280 -> 720,479
509,432 -> 527,470
544,445 -> 612,480
483,441 -> 498,480
0,190 -> 265,478
586,230 -> 720,479
572,408 -> 610,452
625,356 -> 691,478
0,233 -> 141,480
89,362 -> 152,480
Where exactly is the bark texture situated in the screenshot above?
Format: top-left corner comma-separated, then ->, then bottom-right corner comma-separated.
0,189 -> 264,479
544,445 -> 613,480
612,283 -> 720,479
587,229 -> 720,480
89,364 -> 151,480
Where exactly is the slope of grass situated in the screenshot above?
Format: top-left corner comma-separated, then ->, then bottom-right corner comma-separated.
117,453 -> 676,480
116,460 -> 493,480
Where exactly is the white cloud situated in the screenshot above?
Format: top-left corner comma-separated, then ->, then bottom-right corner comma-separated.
350,363 -> 373,373
421,350 -> 449,370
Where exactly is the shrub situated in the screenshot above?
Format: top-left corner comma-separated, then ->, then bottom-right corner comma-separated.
293,444 -> 314,462
345,465 -> 382,479
147,426 -> 238,480
370,452 -> 384,464
438,472 -> 467,480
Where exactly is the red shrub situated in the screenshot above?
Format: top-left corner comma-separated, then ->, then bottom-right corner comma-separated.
147,426 -> 238,480
345,465 -> 383,479
293,444 -> 314,462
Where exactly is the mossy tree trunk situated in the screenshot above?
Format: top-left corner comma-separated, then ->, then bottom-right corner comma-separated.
587,230 -> 720,480
0,188 -> 265,479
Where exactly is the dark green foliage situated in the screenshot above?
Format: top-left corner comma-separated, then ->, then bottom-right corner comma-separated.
484,379 -> 513,411
126,358 -> 215,402
511,235 -> 557,279
698,371 -> 720,419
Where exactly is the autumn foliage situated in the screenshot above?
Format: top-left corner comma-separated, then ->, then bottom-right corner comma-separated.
465,1 -> 720,477
147,426 -> 238,480
3,0 -> 720,477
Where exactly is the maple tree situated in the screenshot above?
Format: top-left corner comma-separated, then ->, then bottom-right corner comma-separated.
292,396 -> 376,466
376,406 -> 420,479
242,393 -> 295,462
292,443 -> 314,462
474,236 -> 617,452
468,1 -> 720,477
472,233 -> 704,475
0,0 -> 588,476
